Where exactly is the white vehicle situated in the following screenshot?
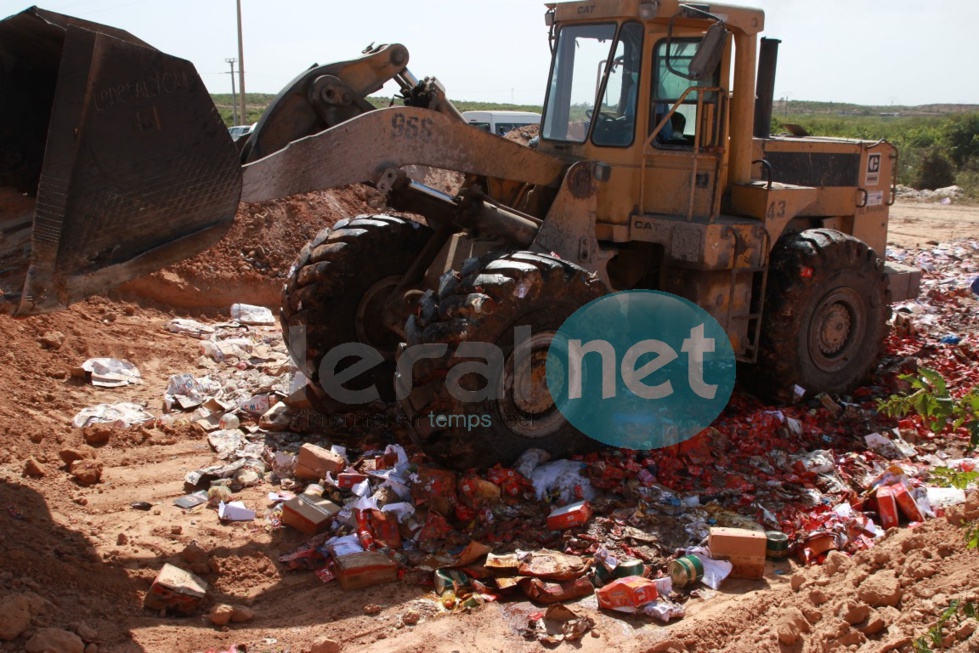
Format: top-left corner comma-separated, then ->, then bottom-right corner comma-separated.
461,110 -> 541,136
228,124 -> 255,141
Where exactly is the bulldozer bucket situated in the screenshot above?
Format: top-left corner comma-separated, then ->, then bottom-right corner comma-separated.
0,7 -> 242,316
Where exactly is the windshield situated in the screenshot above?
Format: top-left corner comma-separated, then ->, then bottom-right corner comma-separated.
542,22 -> 644,146
541,23 -> 617,143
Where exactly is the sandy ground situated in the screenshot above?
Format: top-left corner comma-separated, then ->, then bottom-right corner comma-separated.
1,197 -> 977,653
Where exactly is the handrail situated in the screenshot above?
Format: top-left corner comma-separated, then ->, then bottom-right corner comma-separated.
639,86 -> 725,218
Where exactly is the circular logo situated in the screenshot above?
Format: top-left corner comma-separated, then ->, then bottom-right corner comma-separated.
546,290 -> 735,449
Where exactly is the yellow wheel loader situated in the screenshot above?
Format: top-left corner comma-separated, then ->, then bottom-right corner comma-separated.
0,1 -> 920,468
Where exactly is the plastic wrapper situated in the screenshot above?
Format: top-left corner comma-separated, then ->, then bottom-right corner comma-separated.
72,402 -> 154,428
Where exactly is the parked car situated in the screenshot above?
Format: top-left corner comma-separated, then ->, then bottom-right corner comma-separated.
228,124 -> 254,141
461,110 -> 541,136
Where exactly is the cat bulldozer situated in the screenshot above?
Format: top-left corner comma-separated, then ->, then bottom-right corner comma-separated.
0,2 -> 920,468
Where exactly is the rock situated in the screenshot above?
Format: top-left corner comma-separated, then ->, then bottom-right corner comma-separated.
230,605 -> 255,623
75,622 -> 98,641
85,644 -> 98,653
82,425 -> 113,447
26,628 -> 85,653
309,637 -> 341,653
857,607 -> 886,635
170,525 -> 182,535
208,603 -> 235,626
59,446 -> 99,466
363,603 -> 382,615
70,459 -> 103,486
0,594 -> 32,640
858,570 -> 903,607
39,331 -> 66,350
21,592 -> 52,615
180,542 -> 211,575
823,550 -> 853,576
790,573 -> 806,591
955,618 -> 977,640
23,457 -> 47,478
402,610 -> 420,625
776,607 -> 811,646
840,601 -> 870,625
116,533 -> 128,546
808,588 -> 829,606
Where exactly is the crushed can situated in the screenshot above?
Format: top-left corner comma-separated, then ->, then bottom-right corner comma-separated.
668,554 -> 704,589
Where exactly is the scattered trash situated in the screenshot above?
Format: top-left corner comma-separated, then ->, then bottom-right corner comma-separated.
707,527 -> 767,579
76,357 -> 142,387
546,500 -> 592,530
522,603 -> 595,644
230,303 -> 276,325
335,551 -> 398,590
595,576 -> 658,611
72,403 -> 154,428
218,501 -> 255,522
144,564 -> 208,614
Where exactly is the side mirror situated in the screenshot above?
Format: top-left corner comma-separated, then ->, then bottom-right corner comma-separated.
688,22 -> 728,81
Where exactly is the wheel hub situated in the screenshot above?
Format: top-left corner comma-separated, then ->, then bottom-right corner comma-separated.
807,288 -> 865,373
816,302 -> 852,355
502,330 -> 566,438
355,276 -> 402,358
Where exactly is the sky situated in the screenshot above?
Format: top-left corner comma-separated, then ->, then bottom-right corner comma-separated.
4,0 -> 979,108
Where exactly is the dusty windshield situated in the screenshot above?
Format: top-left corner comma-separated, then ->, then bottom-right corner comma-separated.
541,23 -> 618,143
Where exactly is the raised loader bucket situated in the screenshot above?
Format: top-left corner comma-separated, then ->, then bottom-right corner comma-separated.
0,7 -> 242,315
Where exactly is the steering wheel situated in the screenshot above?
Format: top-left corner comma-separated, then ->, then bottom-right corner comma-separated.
586,109 -> 619,123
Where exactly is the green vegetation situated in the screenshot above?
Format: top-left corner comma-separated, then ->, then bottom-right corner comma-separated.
877,367 -> 979,452
912,600 -> 977,652
213,93 -> 979,197
771,102 -> 979,197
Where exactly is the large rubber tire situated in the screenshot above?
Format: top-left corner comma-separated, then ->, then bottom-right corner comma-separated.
752,228 -> 890,401
281,215 -> 433,408
398,251 -> 607,470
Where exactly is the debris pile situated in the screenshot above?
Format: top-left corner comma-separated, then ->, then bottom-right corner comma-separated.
54,245 -> 979,640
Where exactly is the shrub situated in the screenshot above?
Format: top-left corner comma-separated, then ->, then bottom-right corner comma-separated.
911,148 -> 957,190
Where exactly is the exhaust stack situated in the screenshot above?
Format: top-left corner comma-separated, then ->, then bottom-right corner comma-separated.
753,37 -> 780,139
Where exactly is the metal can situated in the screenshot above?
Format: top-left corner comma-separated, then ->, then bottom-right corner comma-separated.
765,531 -> 790,560
668,554 -> 704,588
614,558 -> 645,579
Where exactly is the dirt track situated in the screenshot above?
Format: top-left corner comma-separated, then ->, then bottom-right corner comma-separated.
888,202 -> 979,248
0,198 -> 978,653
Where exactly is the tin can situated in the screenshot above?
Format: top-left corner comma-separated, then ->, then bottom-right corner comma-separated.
614,558 -> 645,579
765,531 -> 789,559
668,554 -> 704,588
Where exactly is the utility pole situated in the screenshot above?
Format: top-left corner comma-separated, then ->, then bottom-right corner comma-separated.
225,57 -> 239,125
236,0 -> 246,123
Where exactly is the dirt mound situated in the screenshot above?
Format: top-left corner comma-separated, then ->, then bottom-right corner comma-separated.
117,185 -> 385,311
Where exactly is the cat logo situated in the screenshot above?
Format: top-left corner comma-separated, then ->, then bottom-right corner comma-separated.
577,4 -> 595,14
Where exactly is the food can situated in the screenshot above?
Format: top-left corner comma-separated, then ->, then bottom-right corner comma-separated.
766,531 -> 789,559
668,554 -> 704,588
614,558 -> 645,579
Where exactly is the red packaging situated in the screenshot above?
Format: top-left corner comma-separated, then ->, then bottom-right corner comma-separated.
334,551 -> 398,591
337,472 -> 368,489
546,500 -> 593,530
891,483 -> 924,522
876,486 -> 900,529
143,564 -> 208,613
595,576 -> 658,610
370,509 -> 402,549
519,577 -> 593,604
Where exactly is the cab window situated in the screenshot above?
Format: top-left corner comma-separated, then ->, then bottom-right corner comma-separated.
650,38 -> 720,147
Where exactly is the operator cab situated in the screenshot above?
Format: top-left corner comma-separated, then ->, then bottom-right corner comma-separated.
538,11 -> 722,153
